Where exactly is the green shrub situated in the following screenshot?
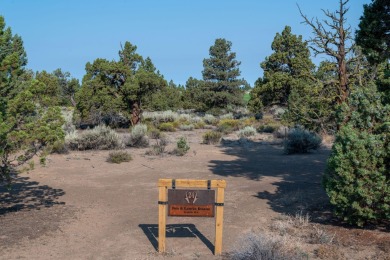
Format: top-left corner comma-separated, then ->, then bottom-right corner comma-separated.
49,140 -> 69,154
158,122 -> 176,132
194,121 -> 206,129
107,150 -> 132,164
146,135 -> 168,156
257,123 -> 281,133
179,124 -> 194,131
127,124 -> 149,147
323,85 -> 389,226
238,126 -> 256,138
204,114 -> 219,125
220,113 -> 234,120
284,128 -> 321,154
148,128 -> 161,139
67,124 -> 124,150
218,119 -> 240,130
173,137 -> 190,156
203,131 -> 222,144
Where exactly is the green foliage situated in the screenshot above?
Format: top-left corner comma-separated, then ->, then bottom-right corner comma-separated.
202,38 -> 246,109
107,150 -> 132,164
75,41 -> 167,127
1,78 -> 65,185
283,127 -> 321,154
250,26 -> 314,111
158,122 -> 176,132
202,131 -> 222,144
217,119 -> 240,131
356,0 -> 390,65
238,126 -> 256,138
146,135 -> 168,156
66,125 -> 123,150
127,124 -> 149,147
174,137 -> 190,156
143,80 -> 184,111
323,84 -> 389,226
179,124 -> 194,131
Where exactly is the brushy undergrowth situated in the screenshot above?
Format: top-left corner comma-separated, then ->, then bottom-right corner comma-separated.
179,124 -> 194,131
203,131 -> 222,144
146,135 -> 168,156
238,126 -> 256,138
204,114 -> 219,125
158,122 -> 176,132
66,125 -> 124,150
173,137 -> 190,156
229,232 -> 304,260
284,128 -> 321,154
126,124 -> 149,147
107,150 -> 132,164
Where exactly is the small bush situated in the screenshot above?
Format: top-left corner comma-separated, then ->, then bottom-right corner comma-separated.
179,124 -> 194,131
127,124 -> 149,147
241,117 -> 257,127
49,140 -> 69,154
284,128 -> 321,154
218,119 -> 241,130
238,126 -> 256,138
173,137 -> 190,156
203,114 -> 219,125
158,122 -> 176,132
220,113 -> 234,120
190,116 -> 203,124
146,136 -> 168,156
257,123 -> 280,133
194,121 -> 206,129
148,128 -> 161,139
229,232 -> 302,260
107,151 -> 132,164
274,126 -> 289,139
67,125 -> 124,150
203,131 -> 222,144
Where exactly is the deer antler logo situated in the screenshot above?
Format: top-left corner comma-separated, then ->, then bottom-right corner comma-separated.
185,191 -> 198,204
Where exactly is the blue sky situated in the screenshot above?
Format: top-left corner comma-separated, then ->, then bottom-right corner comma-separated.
2,0 -> 369,86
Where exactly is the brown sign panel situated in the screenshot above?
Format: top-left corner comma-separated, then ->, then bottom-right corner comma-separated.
168,189 -> 215,217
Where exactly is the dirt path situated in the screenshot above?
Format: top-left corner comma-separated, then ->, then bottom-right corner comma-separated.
2,130 -> 384,259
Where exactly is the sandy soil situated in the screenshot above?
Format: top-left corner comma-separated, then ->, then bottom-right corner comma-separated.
1,130 -> 389,259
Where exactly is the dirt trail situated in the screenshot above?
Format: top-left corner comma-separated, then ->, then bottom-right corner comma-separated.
0,130 -> 344,259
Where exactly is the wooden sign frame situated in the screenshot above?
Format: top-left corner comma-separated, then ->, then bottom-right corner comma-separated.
158,179 -> 226,255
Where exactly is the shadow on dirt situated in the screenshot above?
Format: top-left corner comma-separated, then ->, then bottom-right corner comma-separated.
139,223 -> 214,253
209,139 -> 332,222
0,176 -> 65,215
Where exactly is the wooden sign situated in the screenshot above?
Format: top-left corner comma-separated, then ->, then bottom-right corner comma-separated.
158,179 -> 226,255
168,189 -> 215,217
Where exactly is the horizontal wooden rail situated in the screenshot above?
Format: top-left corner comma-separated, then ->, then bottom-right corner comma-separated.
158,179 -> 226,188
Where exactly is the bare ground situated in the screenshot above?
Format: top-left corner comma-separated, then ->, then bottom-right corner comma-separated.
1,130 -> 389,259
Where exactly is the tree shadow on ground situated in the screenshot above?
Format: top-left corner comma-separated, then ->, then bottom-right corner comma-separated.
209,139 -> 332,222
0,176 -> 65,215
139,223 -> 214,253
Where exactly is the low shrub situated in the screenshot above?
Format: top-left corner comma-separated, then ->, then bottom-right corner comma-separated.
179,124 -> 194,131
203,114 -> 219,125
148,128 -> 161,139
173,137 -> 190,156
127,124 -> 149,147
194,121 -> 206,129
284,128 -> 321,154
229,232 -> 302,260
146,136 -> 168,156
67,125 -> 124,150
219,113 -> 234,120
257,123 -> 281,133
218,119 -> 241,130
238,126 -> 256,138
107,150 -> 132,164
241,117 -> 257,127
274,126 -> 289,139
203,131 -> 222,144
190,116 -> 203,124
158,122 -> 176,132
49,140 -> 69,154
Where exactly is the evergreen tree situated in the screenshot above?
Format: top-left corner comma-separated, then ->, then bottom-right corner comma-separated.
323,84 -> 389,226
250,26 -> 315,110
202,38 -> 246,111
0,16 -> 27,114
356,0 -> 390,65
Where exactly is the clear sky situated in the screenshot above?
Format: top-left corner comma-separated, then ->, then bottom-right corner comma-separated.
2,0 -> 370,86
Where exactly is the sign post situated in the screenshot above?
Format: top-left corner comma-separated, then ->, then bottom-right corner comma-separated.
157,179 -> 226,255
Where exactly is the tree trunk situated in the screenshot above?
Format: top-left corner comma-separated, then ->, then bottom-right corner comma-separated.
131,103 -> 141,126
